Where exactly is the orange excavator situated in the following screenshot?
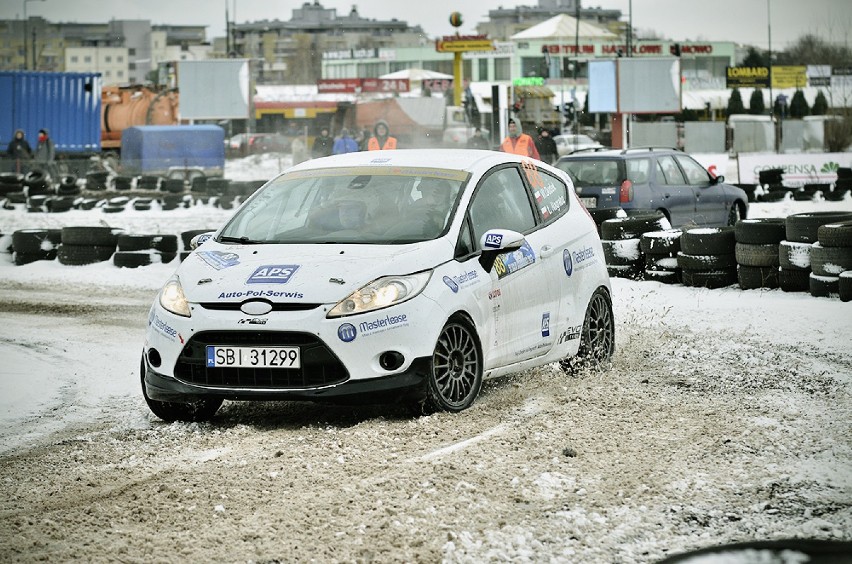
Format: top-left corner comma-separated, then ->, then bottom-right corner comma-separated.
101,86 -> 179,151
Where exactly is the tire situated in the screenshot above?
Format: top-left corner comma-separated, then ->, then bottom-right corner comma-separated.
680,227 -> 735,256
607,264 -> 643,280
644,269 -> 680,284
840,271 -> 852,302
602,238 -> 642,266
726,202 -> 745,226
778,240 -> 812,270
190,176 -> 208,193
141,357 -> 223,422
113,176 -> 133,191
645,254 -> 679,271
113,251 -> 153,268
677,252 -> 736,271
681,268 -> 737,289
738,265 -> 780,290
640,229 -> 682,254
735,242 -> 780,267
207,177 -> 230,196
162,178 -> 185,194
12,229 -> 60,254
785,211 -> 852,244
45,196 -> 76,213
779,268 -> 810,292
13,251 -> 56,265
600,212 -> 671,241
560,287 -> 615,371
57,244 -> 116,265
734,218 -> 786,244
810,244 -> 852,276
817,220 -> 852,247
424,316 -> 483,413
61,226 -> 121,246
809,273 -> 839,298
181,229 -> 216,250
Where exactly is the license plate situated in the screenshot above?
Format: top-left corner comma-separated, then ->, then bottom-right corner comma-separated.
580,197 -> 596,208
206,346 -> 300,368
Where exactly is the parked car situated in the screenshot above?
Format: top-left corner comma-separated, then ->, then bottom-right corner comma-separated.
141,149 -> 614,421
554,134 -> 605,156
555,147 -> 748,228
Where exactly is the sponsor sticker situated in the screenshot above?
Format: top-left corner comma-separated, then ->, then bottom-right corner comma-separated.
443,270 -> 479,292
443,276 -> 459,293
197,250 -> 240,270
246,265 -> 300,285
563,248 -> 573,276
558,325 -> 582,343
541,312 -> 550,337
358,313 -> 409,337
338,323 -> 357,342
218,289 -> 304,299
149,310 -> 179,341
484,233 -> 503,248
570,246 -> 597,272
494,241 -> 536,279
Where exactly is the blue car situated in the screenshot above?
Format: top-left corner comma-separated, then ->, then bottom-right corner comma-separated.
555,147 -> 748,228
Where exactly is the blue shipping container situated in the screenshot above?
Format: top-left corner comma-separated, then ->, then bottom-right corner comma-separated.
121,125 -> 225,175
0,71 -> 102,154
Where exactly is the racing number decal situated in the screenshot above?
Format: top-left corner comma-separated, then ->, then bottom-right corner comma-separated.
521,159 -> 544,188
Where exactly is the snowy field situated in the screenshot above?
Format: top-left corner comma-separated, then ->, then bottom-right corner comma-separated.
0,154 -> 850,562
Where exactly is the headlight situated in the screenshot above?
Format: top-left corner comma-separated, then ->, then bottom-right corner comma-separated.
327,271 -> 432,318
159,278 -> 191,317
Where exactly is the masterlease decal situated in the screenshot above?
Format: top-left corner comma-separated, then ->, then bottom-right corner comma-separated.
246,265 -> 300,285
338,323 -> 357,342
197,250 -> 241,270
563,249 -> 573,276
494,241 -> 536,279
566,246 -> 597,275
149,311 -> 178,341
358,313 -> 409,337
218,289 -> 304,299
443,270 -> 479,292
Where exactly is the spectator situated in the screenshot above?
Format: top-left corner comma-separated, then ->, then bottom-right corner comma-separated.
535,127 -> 558,165
332,128 -> 359,154
500,119 -> 540,160
466,127 -> 490,150
311,127 -> 334,158
34,129 -> 55,165
367,120 -> 398,150
6,129 -> 33,163
358,128 -> 372,151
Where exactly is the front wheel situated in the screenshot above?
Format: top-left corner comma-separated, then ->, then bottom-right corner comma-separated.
560,288 -> 615,371
140,357 -> 223,422
425,317 -> 483,412
727,202 -> 744,226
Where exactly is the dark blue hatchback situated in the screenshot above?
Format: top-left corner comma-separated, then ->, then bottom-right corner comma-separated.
555,147 -> 748,228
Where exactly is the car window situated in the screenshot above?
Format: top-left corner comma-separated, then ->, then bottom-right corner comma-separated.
656,155 -> 686,185
219,166 -> 467,244
675,155 -> 712,185
555,159 -> 619,186
468,167 -> 536,250
626,158 -> 651,184
531,169 -> 570,224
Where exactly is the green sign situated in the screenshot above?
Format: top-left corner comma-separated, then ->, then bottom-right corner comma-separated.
513,77 -> 545,86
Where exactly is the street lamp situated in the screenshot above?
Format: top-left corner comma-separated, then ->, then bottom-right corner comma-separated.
22,0 -> 45,70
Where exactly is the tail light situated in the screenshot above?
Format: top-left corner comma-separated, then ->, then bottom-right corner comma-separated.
619,179 -> 633,203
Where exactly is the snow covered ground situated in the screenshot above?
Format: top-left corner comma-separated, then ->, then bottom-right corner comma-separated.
0,154 -> 850,562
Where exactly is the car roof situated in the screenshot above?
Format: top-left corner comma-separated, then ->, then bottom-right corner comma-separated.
287,148 -> 532,174
559,146 -> 681,159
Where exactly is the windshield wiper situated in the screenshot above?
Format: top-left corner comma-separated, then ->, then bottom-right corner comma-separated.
219,236 -> 265,244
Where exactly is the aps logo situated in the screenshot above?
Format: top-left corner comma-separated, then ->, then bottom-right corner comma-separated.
484,233 -> 503,248
246,265 -> 300,284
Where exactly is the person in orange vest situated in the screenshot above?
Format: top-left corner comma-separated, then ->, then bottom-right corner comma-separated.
500,118 -> 540,160
367,120 -> 398,150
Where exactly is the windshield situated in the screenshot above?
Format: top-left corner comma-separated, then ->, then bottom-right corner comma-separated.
218,166 -> 467,244
556,159 -> 621,186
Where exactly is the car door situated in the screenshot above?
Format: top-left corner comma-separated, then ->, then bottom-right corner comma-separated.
467,164 -> 561,368
674,154 -> 727,226
651,154 -> 697,228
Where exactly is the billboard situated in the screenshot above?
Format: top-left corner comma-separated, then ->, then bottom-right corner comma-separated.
589,58 -> 681,114
178,60 -> 250,120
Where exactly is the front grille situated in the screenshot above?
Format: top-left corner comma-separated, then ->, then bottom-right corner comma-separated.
198,302 -> 322,311
174,331 -> 348,389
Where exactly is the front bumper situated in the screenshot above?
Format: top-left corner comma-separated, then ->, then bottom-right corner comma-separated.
144,356 -> 431,405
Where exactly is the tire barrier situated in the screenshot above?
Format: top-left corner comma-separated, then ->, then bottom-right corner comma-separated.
600,211 -> 671,280
113,233 -> 179,268
57,226 -> 121,267
641,229 -> 682,284
808,218 -> 852,299
678,227 -> 737,289
734,217 -> 786,290
11,228 -> 61,265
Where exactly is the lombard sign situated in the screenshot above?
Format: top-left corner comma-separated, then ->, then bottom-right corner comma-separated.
726,66 -> 770,88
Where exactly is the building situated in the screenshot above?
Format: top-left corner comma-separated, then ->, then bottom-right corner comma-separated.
478,0 -> 624,41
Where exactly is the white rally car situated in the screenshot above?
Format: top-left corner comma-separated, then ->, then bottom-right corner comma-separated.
142,149 -> 614,421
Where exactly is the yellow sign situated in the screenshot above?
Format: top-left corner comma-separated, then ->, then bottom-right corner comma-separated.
435,39 -> 494,53
771,66 -> 807,89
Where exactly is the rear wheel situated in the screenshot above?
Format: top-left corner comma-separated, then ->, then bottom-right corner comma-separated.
561,288 -> 615,371
140,357 -> 222,422
727,202 -> 744,226
425,317 -> 483,412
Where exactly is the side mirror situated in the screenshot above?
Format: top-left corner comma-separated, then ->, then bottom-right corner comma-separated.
710,174 -> 725,185
478,229 -> 525,272
190,232 -> 216,250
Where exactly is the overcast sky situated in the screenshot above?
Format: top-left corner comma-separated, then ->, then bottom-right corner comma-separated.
3,0 -> 850,50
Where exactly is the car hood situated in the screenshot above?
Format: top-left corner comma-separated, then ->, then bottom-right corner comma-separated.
176,239 -> 455,304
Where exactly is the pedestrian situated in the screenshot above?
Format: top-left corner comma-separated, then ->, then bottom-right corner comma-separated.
367,120 -> 398,150
466,127 -> 490,150
311,126 -> 334,158
535,127 -> 558,165
500,119 -> 540,160
6,129 -> 33,166
332,128 -> 359,155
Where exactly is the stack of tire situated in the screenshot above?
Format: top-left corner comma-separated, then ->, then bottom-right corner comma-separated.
133,197 -> 153,211
113,233 -> 179,268
179,228 -> 216,261
85,170 -> 109,191
46,175 -> 79,213
678,227 -> 737,289
207,177 -> 231,209
137,175 -> 160,191
826,167 -> 852,201
734,218 -> 786,290
160,177 -> 187,211
58,226 -> 121,265
600,211 -> 671,279
781,212 -> 852,294
757,168 -> 789,202
0,172 -> 24,206
811,219 -> 852,299
11,228 -> 62,265
641,229 -> 682,284
102,196 -> 129,213
113,175 -> 133,191
588,208 -> 626,236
